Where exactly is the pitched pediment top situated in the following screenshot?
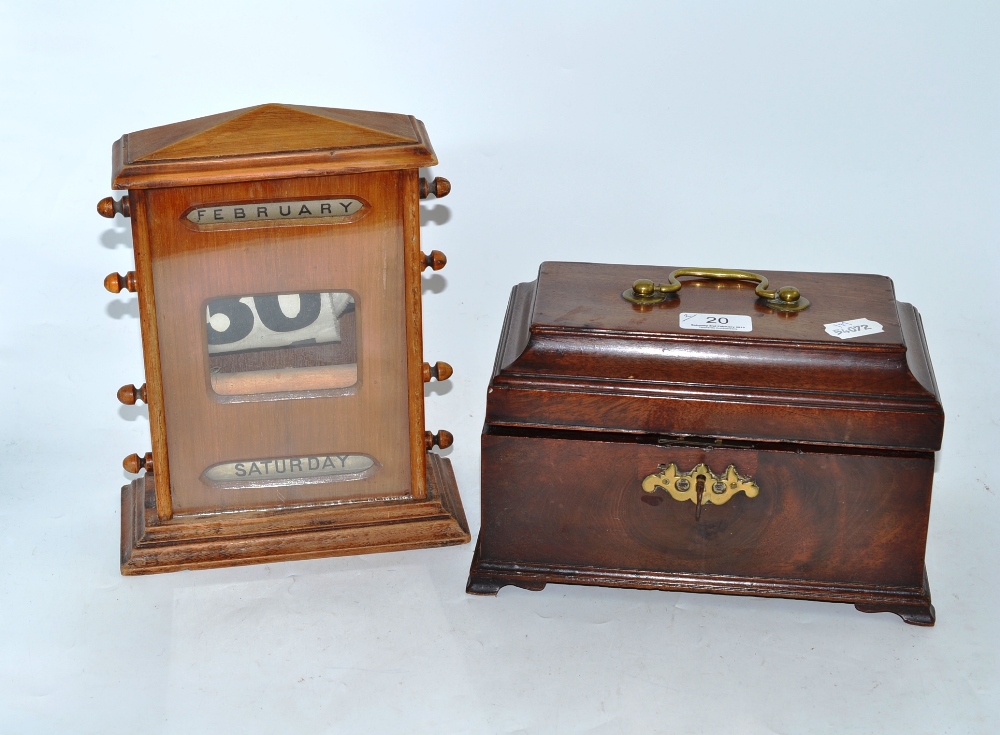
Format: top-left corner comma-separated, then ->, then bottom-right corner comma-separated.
126,104 -> 422,163
111,104 -> 437,188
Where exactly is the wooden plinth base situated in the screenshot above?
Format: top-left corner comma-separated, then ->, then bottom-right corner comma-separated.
466,539 -> 935,626
121,453 -> 470,575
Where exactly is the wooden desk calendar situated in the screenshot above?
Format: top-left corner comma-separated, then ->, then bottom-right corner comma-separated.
469,262 -> 943,625
99,104 -> 469,574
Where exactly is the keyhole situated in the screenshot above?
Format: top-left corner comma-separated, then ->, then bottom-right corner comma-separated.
695,474 -> 706,521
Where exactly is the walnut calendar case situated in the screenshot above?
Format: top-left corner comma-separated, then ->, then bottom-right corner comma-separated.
468,262 -> 944,625
99,104 -> 469,574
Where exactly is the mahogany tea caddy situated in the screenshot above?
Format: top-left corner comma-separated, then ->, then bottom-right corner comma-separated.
469,262 -> 943,625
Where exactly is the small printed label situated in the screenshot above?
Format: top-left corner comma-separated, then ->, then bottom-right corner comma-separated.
679,313 -> 752,333
823,318 -> 884,340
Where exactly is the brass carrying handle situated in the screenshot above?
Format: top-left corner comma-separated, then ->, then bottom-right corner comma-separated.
622,267 -> 809,311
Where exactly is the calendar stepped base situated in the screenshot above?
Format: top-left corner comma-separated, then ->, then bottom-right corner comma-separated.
121,453 -> 470,575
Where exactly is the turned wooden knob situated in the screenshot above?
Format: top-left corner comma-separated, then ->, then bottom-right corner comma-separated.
97,196 -> 130,218
117,383 -> 147,405
123,451 -> 154,474
422,361 -> 453,382
104,271 -> 137,293
424,430 -> 453,451
419,177 -> 451,199
420,250 -> 447,272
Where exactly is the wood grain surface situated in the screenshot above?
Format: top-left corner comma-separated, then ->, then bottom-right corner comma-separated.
471,264 -> 942,624
112,105 -> 437,189
128,188 -> 173,519
107,104 -> 459,568
122,452 -> 469,575
479,433 -> 931,587
487,266 -> 944,450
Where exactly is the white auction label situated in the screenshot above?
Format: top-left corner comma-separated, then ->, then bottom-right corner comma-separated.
823,317 -> 884,339
679,312 -> 753,332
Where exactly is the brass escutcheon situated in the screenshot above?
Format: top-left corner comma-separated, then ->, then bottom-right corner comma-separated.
642,462 -> 760,521
622,267 -> 809,311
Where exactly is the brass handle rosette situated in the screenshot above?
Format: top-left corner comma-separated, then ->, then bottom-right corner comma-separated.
622,267 -> 809,312
642,462 -> 759,521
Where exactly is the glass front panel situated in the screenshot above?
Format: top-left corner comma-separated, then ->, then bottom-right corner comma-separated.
147,172 -> 413,514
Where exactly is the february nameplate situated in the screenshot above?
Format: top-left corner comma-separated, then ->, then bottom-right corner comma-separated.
186,198 -> 364,226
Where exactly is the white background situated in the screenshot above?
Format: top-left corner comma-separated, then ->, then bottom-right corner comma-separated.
1,2 -> 998,733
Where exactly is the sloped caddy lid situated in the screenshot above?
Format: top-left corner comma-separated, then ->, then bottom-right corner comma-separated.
112,104 -> 436,188
487,262 -> 944,451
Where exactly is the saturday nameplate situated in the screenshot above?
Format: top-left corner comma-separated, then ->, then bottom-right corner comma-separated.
186,198 -> 364,225
204,453 -> 376,484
